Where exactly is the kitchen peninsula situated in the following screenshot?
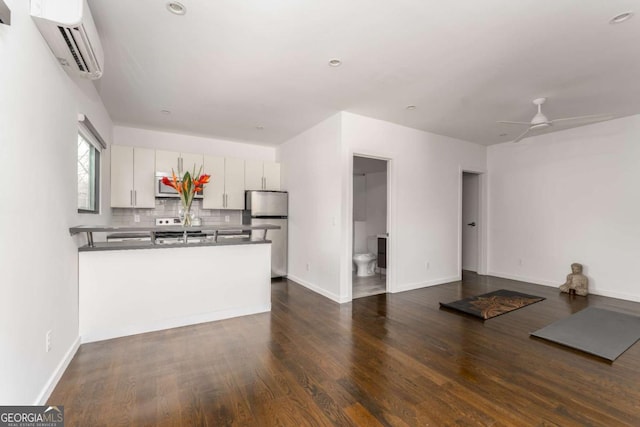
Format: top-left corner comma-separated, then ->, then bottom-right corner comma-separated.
70,223 -> 280,343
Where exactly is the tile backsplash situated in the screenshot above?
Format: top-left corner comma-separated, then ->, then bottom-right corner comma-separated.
111,199 -> 243,226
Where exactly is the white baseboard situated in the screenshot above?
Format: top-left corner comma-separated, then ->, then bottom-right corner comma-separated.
393,275 -> 461,293
35,336 -> 80,405
81,304 -> 271,344
287,274 -> 349,303
488,271 -> 640,303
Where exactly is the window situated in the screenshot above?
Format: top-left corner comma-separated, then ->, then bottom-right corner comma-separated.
77,126 -> 101,213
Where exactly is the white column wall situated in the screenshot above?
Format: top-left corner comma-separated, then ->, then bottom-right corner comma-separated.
277,114 -> 344,301
0,0 -> 113,404
342,112 -> 487,296
487,114 -> 640,301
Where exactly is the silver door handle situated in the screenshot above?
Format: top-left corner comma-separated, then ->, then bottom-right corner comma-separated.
222,194 -> 225,208
225,194 -> 228,207
130,190 -> 133,206
134,191 -> 137,206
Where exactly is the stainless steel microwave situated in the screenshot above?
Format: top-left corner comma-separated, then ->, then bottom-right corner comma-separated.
155,173 -> 204,199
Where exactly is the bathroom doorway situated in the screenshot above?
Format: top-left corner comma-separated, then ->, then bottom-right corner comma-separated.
352,156 -> 388,299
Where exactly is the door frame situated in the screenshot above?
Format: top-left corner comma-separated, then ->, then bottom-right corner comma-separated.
345,153 -> 393,301
458,168 -> 488,276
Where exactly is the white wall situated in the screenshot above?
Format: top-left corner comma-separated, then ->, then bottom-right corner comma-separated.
488,114 -> 640,301
342,112 -> 486,296
114,126 -> 276,161
277,114 -> 344,301
0,0 -> 112,404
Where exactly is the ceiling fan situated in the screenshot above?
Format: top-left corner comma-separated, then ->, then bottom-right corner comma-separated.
497,98 -> 613,143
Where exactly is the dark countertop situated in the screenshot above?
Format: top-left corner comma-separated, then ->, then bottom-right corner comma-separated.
70,223 -> 280,235
78,237 -> 271,252
71,223 -> 280,251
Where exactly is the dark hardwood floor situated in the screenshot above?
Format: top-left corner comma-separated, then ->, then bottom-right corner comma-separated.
49,272 -> 640,426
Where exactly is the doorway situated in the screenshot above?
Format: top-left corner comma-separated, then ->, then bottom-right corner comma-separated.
352,156 -> 388,299
462,172 -> 480,273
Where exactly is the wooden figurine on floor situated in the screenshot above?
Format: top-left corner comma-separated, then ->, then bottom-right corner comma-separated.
559,263 -> 589,296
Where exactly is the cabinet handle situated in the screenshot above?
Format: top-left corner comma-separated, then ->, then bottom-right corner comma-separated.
222,194 -> 225,208
130,190 -> 133,206
134,191 -> 137,206
262,176 -> 265,190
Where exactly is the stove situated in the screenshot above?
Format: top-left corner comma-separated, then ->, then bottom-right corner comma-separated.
154,217 -> 207,243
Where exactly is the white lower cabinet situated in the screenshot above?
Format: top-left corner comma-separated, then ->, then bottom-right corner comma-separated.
203,156 -> 246,209
111,145 -> 155,208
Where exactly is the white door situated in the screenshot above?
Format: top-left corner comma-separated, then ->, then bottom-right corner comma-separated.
263,161 -> 281,191
155,150 -> 180,175
202,155 -> 225,209
133,147 -> 156,208
110,145 -> 134,207
462,173 -> 479,272
224,158 -> 245,209
180,152 -> 204,175
245,159 -> 264,190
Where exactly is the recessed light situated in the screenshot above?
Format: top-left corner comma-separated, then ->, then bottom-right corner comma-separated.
167,2 -> 186,15
406,105 -> 417,110
161,110 -> 171,115
256,125 -> 264,130
610,12 -> 633,24
328,59 -> 342,67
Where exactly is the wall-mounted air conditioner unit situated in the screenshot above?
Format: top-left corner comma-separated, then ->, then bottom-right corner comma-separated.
30,0 -> 104,80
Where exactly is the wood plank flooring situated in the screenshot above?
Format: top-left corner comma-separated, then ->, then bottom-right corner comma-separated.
49,272 -> 640,426
352,273 -> 386,299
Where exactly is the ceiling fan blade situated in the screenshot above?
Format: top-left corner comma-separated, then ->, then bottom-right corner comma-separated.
497,120 -> 531,126
512,127 -> 532,143
551,114 -> 614,123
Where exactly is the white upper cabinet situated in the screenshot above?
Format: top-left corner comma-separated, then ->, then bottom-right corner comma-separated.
155,150 -> 180,174
245,160 -> 280,191
111,145 -> 155,208
202,156 -> 225,209
203,156 -> 245,210
155,150 -> 203,175
263,161 -> 281,191
181,152 -> 204,175
224,157 -> 245,209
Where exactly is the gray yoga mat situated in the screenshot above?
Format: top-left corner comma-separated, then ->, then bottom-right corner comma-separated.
531,307 -> 640,361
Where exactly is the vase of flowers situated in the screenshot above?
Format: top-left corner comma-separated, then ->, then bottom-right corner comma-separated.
161,167 -> 211,226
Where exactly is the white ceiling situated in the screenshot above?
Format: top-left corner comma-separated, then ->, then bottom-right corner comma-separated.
88,0 -> 640,146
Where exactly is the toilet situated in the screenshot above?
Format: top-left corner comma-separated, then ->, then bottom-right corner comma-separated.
353,253 -> 377,277
353,221 -> 377,277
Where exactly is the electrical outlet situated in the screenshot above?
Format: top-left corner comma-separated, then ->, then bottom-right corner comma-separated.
518,258 -> 523,267
306,263 -> 310,271
134,214 -> 140,223
224,215 -> 230,222
45,330 -> 52,353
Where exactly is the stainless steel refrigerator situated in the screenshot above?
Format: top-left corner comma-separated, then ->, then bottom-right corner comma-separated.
244,191 -> 288,278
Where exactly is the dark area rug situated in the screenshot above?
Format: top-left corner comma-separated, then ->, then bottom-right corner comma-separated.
439,289 -> 545,320
531,307 -> 640,361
